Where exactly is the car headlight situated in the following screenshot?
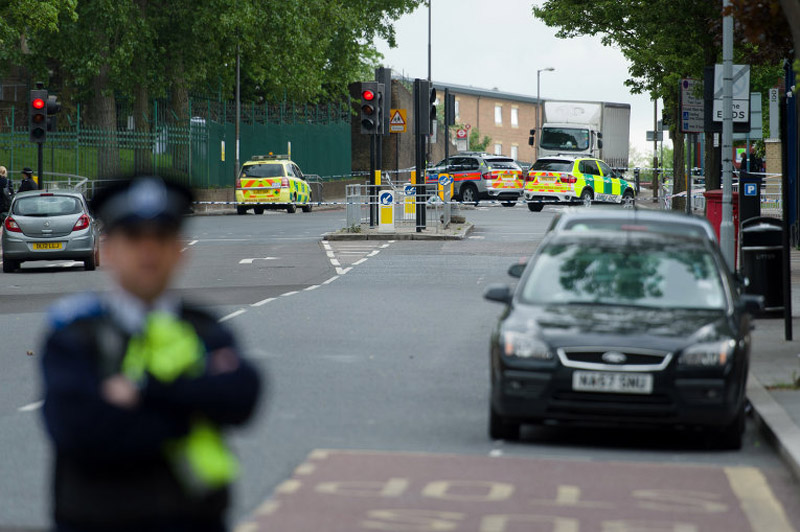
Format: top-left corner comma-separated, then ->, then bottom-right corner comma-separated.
678,339 -> 736,367
503,332 -> 553,360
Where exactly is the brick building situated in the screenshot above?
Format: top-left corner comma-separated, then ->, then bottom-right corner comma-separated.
434,82 -> 541,164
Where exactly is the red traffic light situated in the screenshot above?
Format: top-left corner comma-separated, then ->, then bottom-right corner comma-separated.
362,90 -> 375,101
32,98 -> 45,110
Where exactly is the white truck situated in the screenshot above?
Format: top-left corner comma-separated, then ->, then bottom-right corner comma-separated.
535,100 -> 631,169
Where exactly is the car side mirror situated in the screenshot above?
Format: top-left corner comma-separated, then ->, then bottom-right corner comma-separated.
484,284 -> 513,305
597,139 -> 604,149
740,294 -> 764,314
508,263 -> 526,278
734,272 -> 750,288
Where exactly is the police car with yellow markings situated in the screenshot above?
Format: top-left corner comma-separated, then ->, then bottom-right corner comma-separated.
523,156 -> 635,212
235,154 -> 312,215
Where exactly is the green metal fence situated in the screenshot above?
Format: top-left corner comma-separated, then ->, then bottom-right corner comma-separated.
0,96 -> 352,189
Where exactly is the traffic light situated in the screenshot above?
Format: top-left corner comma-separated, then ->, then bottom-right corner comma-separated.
429,87 -> 437,131
414,79 -> 432,136
528,129 -> 536,146
46,95 -> 61,133
360,81 -> 384,135
29,89 -> 47,143
444,91 -> 456,127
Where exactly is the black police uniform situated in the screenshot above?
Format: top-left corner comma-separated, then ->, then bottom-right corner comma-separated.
40,177 -> 261,532
19,169 -> 36,192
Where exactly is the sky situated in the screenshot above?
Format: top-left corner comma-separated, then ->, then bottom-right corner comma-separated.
373,0 -> 664,162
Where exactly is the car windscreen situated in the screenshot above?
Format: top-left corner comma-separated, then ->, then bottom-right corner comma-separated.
486,159 -> 520,170
532,160 -> 573,172
562,220 -> 710,239
13,196 -> 83,217
540,128 -> 590,151
520,240 -> 727,311
241,164 -> 285,178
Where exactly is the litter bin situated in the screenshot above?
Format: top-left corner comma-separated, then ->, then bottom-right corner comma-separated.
740,217 -> 784,314
704,189 -> 739,267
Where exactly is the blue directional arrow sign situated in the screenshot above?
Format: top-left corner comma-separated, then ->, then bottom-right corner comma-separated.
379,191 -> 393,206
403,183 -> 416,196
438,173 -> 453,186
744,183 -> 757,197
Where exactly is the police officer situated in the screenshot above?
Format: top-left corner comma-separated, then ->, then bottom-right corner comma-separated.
41,176 -> 261,532
18,167 -> 37,192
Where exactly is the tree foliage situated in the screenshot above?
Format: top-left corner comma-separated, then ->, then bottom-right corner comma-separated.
469,129 -> 491,152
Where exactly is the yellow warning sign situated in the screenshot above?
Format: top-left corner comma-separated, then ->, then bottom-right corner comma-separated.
389,109 -> 407,134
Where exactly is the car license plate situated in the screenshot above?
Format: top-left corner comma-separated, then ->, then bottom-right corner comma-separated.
572,371 -> 653,394
32,242 -> 64,250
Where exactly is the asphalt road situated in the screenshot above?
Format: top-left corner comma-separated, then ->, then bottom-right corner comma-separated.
0,206 -> 798,531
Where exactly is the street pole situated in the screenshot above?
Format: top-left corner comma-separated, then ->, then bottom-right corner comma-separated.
444,88 -> 450,163
235,45 -> 241,181
653,99 -> 659,203
37,144 -> 43,191
720,0 -> 735,269
427,0 -> 432,82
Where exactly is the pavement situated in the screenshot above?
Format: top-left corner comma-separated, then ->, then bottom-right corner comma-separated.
1,205 -> 799,532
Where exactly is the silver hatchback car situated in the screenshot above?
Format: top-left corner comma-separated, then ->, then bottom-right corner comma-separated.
2,190 -> 100,272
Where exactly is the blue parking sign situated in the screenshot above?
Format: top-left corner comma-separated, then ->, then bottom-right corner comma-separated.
744,183 -> 757,197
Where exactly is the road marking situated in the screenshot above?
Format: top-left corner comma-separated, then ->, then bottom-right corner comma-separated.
489,449 -> 503,457
326,251 -> 336,258
367,250 -> 380,257
295,463 -> 316,475
281,291 -> 299,297
219,309 -> 247,322
188,240 -> 198,246
322,241 -> 332,251
255,500 -> 281,516
18,400 -> 44,412
469,235 -> 486,240
725,466 -> 797,532
329,258 -> 341,267
352,258 -> 367,265
251,297 -> 276,307
304,285 -> 320,291
380,243 -> 390,248
322,276 -> 339,285
336,267 -> 352,275
239,257 -> 279,264
276,479 -> 302,494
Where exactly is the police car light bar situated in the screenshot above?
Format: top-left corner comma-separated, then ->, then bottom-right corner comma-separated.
251,154 -> 289,161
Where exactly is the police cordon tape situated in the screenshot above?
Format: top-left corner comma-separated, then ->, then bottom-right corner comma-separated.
191,199 -> 627,207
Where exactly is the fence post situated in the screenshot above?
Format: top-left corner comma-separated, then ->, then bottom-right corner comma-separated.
10,105 -> 15,175
75,104 -> 81,178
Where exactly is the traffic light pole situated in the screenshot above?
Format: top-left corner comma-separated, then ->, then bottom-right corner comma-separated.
369,133 -> 377,227
37,144 -> 44,190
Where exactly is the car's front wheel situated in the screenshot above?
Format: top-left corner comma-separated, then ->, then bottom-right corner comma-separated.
717,403 -> 745,450
253,206 -> 265,215
236,206 -> 248,215
2,259 -> 18,273
489,406 -> 520,441
460,184 -> 479,206
501,200 -> 517,207
527,202 -> 544,212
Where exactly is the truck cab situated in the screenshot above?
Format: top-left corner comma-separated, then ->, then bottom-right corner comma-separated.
538,123 -> 602,160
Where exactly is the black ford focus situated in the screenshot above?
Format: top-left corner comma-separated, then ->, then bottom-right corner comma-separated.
484,230 -> 762,449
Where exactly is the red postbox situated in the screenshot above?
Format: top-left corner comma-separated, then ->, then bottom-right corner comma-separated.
704,189 -> 739,267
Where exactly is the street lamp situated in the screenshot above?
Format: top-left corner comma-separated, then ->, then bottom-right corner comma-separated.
536,67 -> 555,160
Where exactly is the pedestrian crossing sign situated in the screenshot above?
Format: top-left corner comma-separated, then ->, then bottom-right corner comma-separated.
389,109 -> 407,134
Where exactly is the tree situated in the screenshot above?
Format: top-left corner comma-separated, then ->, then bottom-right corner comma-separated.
0,0 -> 76,64
469,129 -> 491,152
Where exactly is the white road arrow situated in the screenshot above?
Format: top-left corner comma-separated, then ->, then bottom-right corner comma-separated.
239,257 -> 280,265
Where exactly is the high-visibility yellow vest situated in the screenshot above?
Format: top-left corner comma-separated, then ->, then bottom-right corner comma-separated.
123,312 -> 238,493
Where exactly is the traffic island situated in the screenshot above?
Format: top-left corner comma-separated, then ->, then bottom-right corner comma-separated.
323,222 -> 473,241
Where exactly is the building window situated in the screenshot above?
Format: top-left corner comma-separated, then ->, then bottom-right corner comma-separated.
494,143 -> 503,155
494,105 -> 503,126
455,99 -> 460,120
510,145 -> 519,160
511,107 -> 519,128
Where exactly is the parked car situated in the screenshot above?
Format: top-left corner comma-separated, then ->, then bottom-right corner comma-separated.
484,229 -> 762,449
427,152 -> 524,206
544,206 -> 718,243
2,191 -> 100,272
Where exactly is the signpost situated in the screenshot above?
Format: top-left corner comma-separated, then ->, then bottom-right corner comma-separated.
378,190 -> 394,233
680,79 -> 704,133
389,109 -> 407,134
403,182 -> 415,220
743,182 -> 757,197
769,88 -> 780,139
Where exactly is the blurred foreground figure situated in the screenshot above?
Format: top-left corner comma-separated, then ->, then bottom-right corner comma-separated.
40,177 -> 261,532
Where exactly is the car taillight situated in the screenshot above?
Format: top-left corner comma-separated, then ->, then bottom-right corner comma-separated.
73,214 -> 90,232
561,174 -> 578,184
525,173 -> 535,182
4,216 -> 21,233
281,177 -> 290,188
482,172 -> 493,180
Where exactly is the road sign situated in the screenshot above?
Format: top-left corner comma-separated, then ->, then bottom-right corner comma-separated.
465,124 -> 472,130
713,64 -> 750,123
646,130 -> 663,142
733,93 -> 763,141
744,183 -> 757,197
438,173 -> 453,186
389,109 -> 407,134
456,128 -> 467,139
403,183 -> 416,196
378,190 -> 394,232
769,88 -> 780,139
680,79 -> 704,133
